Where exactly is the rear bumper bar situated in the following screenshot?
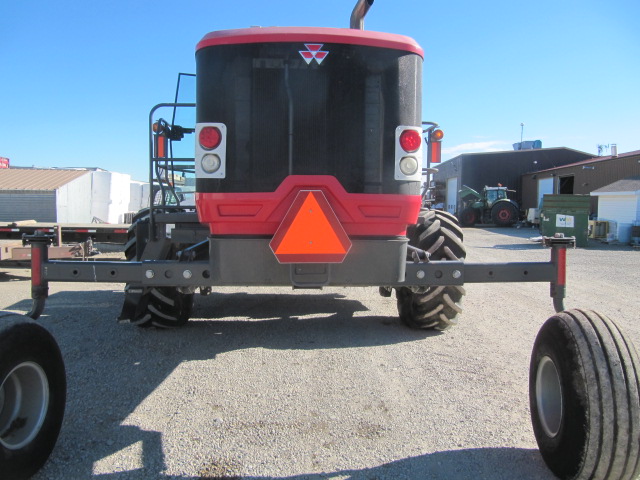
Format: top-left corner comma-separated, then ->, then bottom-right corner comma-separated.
36,258 -> 557,287
27,235 -> 573,319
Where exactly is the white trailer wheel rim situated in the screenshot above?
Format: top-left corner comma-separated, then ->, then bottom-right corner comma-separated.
536,355 -> 563,438
0,361 -> 50,450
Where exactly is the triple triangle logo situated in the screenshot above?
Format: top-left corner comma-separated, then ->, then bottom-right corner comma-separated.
299,44 -> 329,65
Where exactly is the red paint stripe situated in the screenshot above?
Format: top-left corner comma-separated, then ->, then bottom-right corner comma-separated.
197,27 -> 424,58
31,246 -> 42,287
556,248 -> 566,286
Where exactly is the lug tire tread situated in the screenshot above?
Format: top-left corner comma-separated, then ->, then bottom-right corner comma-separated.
396,210 -> 466,330
123,210 -> 193,329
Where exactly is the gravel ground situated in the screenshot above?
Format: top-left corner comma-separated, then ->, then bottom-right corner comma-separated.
0,227 -> 638,480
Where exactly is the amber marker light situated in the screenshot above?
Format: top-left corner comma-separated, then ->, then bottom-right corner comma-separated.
431,129 -> 444,142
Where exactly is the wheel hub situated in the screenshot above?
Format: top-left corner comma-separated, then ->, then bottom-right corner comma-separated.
0,362 -> 49,450
536,355 -> 563,437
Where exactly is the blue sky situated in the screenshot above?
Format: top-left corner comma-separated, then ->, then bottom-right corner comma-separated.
1,0 -> 638,182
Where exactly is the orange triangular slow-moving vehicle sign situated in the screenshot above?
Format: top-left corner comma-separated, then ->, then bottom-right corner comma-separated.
270,190 -> 351,263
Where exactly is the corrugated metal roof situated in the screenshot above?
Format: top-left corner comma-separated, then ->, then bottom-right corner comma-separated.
532,149 -> 640,173
445,147 -> 593,162
0,168 -> 90,191
591,176 -> 640,194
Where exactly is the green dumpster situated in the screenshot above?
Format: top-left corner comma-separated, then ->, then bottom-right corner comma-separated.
540,194 -> 591,247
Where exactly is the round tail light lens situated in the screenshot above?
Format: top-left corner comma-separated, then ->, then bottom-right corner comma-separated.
399,156 -> 419,176
201,154 -> 221,173
399,129 -> 422,153
199,126 -> 222,150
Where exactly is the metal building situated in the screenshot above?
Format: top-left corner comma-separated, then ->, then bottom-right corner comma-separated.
0,168 -> 137,223
0,169 -> 89,222
591,176 -> 640,242
520,149 -> 640,215
432,148 -> 592,215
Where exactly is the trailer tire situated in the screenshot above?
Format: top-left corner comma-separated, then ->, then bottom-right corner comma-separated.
0,313 -> 66,480
396,210 -> 466,330
491,201 -> 518,227
530,309 -> 640,480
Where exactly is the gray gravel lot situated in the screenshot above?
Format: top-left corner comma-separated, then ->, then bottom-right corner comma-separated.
1,227 -> 638,480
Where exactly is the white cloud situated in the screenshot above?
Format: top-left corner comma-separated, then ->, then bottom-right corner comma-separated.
442,141 -> 511,156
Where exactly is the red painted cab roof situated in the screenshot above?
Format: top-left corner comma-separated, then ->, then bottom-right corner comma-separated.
196,27 -> 424,58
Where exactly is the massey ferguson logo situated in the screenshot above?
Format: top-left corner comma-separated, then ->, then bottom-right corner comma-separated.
299,44 -> 328,65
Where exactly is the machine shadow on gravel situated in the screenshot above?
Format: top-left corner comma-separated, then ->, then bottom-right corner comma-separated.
0,270 -> 31,282
70,447 -> 554,480
233,447 -> 553,480
5,288 -> 445,480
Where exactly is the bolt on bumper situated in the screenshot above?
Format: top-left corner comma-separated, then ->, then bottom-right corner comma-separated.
25,234 -> 575,319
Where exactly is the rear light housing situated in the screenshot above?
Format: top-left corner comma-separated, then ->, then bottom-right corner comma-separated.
195,123 -> 227,178
394,126 -> 423,181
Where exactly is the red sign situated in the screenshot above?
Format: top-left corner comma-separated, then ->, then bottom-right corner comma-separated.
0,157 -> 9,169
270,190 -> 351,263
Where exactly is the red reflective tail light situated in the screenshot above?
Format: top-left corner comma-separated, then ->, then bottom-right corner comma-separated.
428,141 -> 442,164
199,126 -> 222,150
154,134 -> 168,158
399,129 -> 422,153
427,128 -> 444,164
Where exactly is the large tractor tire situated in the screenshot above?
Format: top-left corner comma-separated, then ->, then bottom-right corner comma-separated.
123,208 -> 150,262
530,309 -> 640,480
491,201 -> 518,227
0,313 -> 66,480
128,286 -> 194,329
458,207 -> 478,227
396,210 -> 466,330
122,211 -> 194,329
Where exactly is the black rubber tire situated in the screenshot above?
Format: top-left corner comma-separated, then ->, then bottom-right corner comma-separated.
396,210 -> 466,330
491,202 -> 518,227
124,209 -> 150,262
0,313 -> 66,480
530,309 -> 640,480
458,207 -> 478,227
123,212 -> 193,329
133,287 -> 194,329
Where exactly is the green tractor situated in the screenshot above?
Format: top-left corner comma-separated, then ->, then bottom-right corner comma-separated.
457,185 -> 520,227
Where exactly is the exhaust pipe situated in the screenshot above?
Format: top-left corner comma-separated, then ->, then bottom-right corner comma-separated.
350,0 -> 374,30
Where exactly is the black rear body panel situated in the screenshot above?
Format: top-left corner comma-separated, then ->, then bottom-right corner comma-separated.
196,42 -> 422,195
